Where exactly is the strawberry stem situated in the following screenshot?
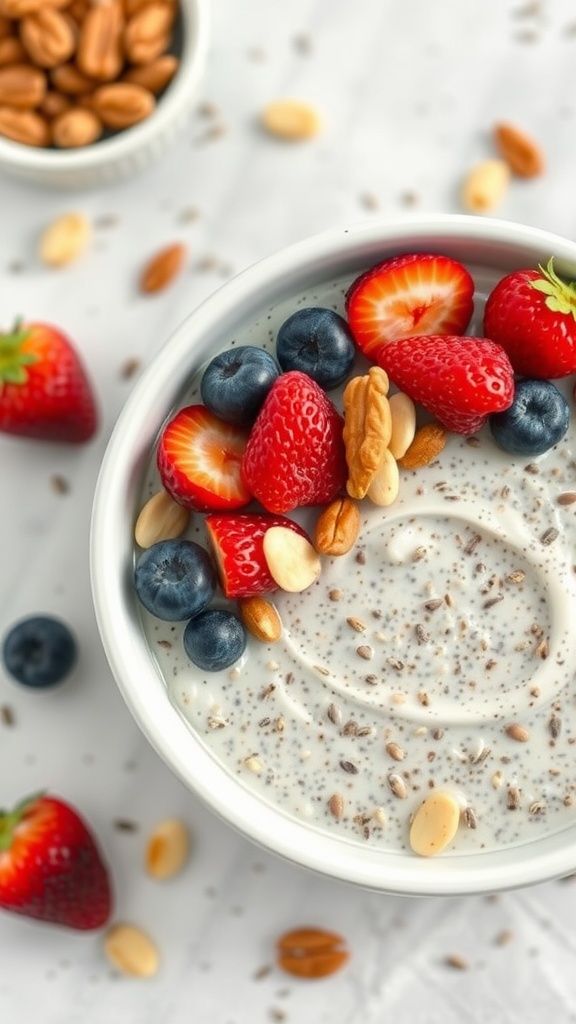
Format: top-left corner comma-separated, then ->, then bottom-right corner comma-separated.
532,257 -> 576,320
0,791 -> 44,851
0,321 -> 36,388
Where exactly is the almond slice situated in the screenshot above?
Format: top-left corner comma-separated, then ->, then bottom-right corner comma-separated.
145,818 -> 190,880
263,526 -> 321,593
409,791 -> 461,857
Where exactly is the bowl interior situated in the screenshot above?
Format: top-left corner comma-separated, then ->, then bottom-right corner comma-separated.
91,213 -> 576,896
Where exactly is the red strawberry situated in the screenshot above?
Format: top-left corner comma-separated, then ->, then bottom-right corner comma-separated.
0,792 -> 112,931
483,257 -> 576,379
379,334 -> 515,435
205,512 -> 308,598
158,404 -> 252,512
241,371 -> 346,514
0,321 -> 97,443
345,253 -> 475,361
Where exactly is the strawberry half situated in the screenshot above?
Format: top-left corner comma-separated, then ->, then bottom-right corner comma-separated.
205,512 -> 308,598
483,257 -> 576,379
241,370 -> 347,514
0,321 -> 97,443
379,334 -> 515,435
0,792 -> 112,930
345,253 -> 475,361
158,404 -> 252,512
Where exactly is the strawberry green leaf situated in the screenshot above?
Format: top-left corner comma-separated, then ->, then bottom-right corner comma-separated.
0,325 -> 37,388
533,257 -> 576,320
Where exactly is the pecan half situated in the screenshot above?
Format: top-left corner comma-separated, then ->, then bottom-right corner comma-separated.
343,366 -> 391,499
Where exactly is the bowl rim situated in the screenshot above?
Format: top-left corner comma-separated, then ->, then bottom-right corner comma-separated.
0,0 -> 210,176
91,212 -> 576,896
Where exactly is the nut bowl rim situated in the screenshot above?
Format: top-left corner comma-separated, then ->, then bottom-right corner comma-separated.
0,0 -> 210,187
91,212 -> 576,896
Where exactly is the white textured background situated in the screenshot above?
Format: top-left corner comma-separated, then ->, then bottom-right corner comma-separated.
2,1 -> 576,1021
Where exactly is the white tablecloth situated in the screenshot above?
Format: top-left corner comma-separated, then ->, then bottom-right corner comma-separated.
2,1 -> 576,1020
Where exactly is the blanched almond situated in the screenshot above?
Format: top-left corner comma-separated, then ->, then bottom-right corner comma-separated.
103,923 -> 159,977
145,818 -> 190,880
38,211 -> 91,267
409,791 -> 461,856
263,526 -> 321,593
134,489 -> 189,548
461,158 -> 510,213
366,448 -> 399,506
261,98 -> 321,140
388,391 -> 416,459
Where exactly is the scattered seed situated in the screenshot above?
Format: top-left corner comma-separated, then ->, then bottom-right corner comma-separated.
463,806 -> 478,829
444,953 -> 470,970
50,474 -> 70,495
328,793 -> 344,818
356,645 -> 374,660
346,616 -> 366,633
387,773 -> 408,799
0,705 -> 15,726
541,527 -> 559,546
327,703 -> 342,725
424,598 -> 443,612
529,800 -> 547,815
385,741 -> 406,762
415,623 -> 430,644
340,759 -> 358,775
329,588 -> 342,601
549,714 -> 562,739
244,755 -> 265,774
557,492 -> 576,505
506,569 -> 526,584
113,818 -> 139,832
494,928 -> 515,946
507,786 -> 521,810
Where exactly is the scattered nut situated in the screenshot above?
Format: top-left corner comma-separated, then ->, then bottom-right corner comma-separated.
134,489 -> 189,548
261,98 -> 321,140
145,818 -> 190,880
239,595 -> 282,644
343,366 -> 391,499
38,211 -> 92,267
505,723 -> 530,742
461,158 -> 511,213
263,526 -> 321,593
103,923 -> 160,977
493,121 -> 545,178
398,421 -> 447,470
409,791 -> 461,856
139,241 -> 187,294
388,391 -> 417,459
314,496 -> 361,556
276,927 -> 349,979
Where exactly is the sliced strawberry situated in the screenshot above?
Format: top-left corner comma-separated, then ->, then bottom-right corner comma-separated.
157,404 -> 252,512
205,512 -> 308,598
345,253 -> 475,361
379,334 -> 515,435
241,370 -> 347,514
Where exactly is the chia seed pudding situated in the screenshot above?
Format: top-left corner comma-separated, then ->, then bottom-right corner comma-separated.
136,261 -> 576,857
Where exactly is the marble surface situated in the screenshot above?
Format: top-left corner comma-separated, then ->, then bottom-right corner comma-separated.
2,0 -> 576,1020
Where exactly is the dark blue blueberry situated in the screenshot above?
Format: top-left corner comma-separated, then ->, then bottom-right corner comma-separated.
489,378 -> 569,457
2,615 -> 77,688
183,608 -> 247,671
200,345 -> 280,425
275,307 -> 356,390
134,539 -> 217,621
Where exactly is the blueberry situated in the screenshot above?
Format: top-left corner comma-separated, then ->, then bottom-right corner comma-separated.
200,346 -> 280,425
276,307 -> 356,390
489,378 -> 569,457
2,615 -> 77,688
183,608 -> 247,671
134,539 -> 217,621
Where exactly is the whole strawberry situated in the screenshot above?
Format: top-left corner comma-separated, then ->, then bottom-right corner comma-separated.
483,258 -> 576,379
241,370 -> 347,514
0,321 -> 97,443
0,793 -> 112,930
379,334 -> 515,435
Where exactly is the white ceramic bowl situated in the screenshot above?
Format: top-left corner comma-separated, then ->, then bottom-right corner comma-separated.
91,213 -> 576,896
0,0 -> 209,189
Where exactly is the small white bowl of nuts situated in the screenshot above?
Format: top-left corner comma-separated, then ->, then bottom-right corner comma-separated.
92,213 -> 576,896
0,0 -> 209,188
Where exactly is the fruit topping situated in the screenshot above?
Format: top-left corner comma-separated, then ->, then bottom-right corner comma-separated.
200,345 -> 280,426
0,321 -> 97,443
134,539 -> 217,621
275,307 -> 356,390
2,615 -> 77,689
489,378 -> 569,456
241,370 -> 347,514
157,404 -> 252,512
0,792 -> 112,930
378,334 -> 515,435
345,253 -> 475,361
205,511 -> 308,599
483,258 -> 576,379
183,608 -> 247,672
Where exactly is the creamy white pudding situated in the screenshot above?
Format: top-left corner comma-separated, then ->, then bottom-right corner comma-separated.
137,261 -> 576,857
